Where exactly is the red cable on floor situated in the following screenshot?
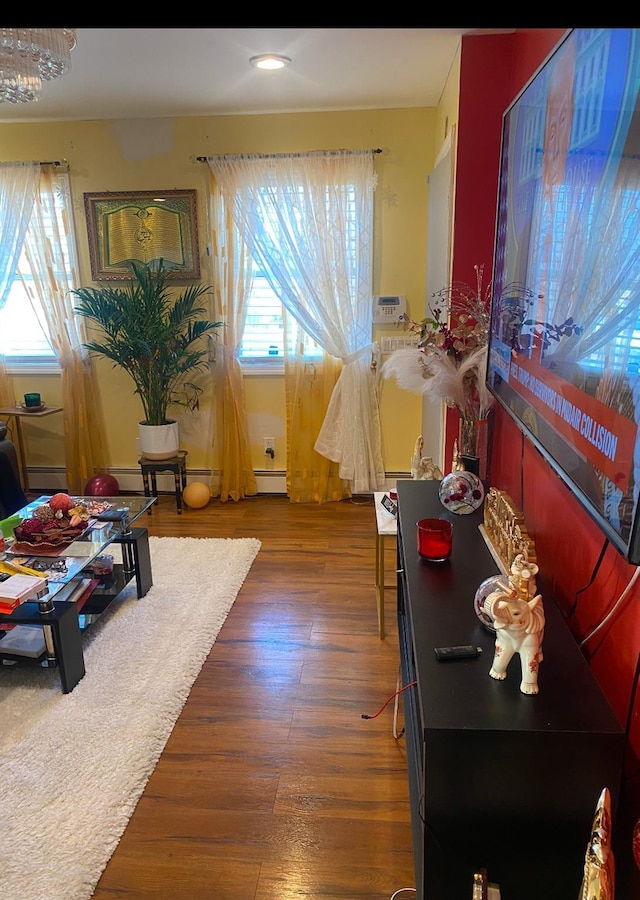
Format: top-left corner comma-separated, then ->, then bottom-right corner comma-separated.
361,681 -> 417,719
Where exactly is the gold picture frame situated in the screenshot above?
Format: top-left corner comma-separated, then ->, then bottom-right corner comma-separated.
83,189 -> 201,280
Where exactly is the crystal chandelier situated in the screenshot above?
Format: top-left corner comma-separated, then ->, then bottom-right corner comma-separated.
0,28 -> 76,103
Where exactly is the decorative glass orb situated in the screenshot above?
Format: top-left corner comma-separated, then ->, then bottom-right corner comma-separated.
473,574 -> 510,633
438,470 -> 485,515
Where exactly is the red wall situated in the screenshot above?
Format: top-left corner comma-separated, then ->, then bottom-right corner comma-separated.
453,28 -> 640,893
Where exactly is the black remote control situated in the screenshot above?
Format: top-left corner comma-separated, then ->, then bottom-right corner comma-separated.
434,645 -> 482,661
96,508 -> 130,522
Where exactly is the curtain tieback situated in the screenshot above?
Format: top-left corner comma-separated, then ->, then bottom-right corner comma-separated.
343,345 -> 374,366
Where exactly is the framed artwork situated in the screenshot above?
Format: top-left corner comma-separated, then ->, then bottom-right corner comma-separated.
83,189 -> 200,280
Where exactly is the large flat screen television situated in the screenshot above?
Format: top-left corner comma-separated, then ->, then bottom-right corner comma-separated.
487,27 -> 640,564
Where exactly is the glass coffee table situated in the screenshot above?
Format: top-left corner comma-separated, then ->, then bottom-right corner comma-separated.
0,494 -> 156,692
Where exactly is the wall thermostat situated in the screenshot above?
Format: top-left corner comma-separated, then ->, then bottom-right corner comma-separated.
373,294 -> 407,324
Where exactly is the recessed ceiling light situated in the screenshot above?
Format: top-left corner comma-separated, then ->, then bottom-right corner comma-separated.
250,54 -> 291,71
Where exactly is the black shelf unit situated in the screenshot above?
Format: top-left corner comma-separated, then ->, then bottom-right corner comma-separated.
396,479 -> 625,900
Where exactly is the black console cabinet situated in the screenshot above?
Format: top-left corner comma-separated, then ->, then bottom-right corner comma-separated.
396,480 -> 625,900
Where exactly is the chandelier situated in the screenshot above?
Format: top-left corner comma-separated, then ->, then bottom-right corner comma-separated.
0,28 -> 76,103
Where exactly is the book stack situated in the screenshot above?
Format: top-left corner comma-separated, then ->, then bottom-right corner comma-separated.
0,574 -> 48,614
0,575 -> 98,660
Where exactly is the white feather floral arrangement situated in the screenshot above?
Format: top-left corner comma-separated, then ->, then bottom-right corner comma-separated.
382,264 -> 495,422
382,343 -> 494,419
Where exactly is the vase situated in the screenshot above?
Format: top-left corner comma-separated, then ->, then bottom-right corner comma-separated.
138,420 -> 179,460
458,416 -> 489,480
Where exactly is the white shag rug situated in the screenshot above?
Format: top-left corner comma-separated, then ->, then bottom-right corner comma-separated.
0,535 -> 261,900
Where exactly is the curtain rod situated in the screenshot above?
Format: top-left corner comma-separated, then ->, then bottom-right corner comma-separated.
197,148 -> 382,162
38,159 -> 70,172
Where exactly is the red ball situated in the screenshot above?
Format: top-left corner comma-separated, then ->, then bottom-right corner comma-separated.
84,474 -> 120,496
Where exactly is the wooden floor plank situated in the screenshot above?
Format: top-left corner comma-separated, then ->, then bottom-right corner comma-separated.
91,494 -> 413,900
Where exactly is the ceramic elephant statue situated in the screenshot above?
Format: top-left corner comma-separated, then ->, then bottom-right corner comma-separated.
486,589 -> 545,694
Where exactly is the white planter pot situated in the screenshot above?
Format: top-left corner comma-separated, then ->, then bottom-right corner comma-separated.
138,420 -> 180,460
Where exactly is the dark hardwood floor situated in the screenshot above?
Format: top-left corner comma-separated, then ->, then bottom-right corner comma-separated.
91,492 -> 415,900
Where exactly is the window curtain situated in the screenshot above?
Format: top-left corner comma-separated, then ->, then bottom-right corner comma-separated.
283,310 -> 351,503
207,171 -> 257,501
207,150 -> 385,496
20,166 -> 108,494
524,33 -> 640,370
0,161 -> 40,407
527,158 -> 640,369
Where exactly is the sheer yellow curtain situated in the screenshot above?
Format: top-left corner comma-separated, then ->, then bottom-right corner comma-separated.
208,171 -> 257,501
21,166 -> 107,493
283,310 -> 350,503
0,347 -> 13,408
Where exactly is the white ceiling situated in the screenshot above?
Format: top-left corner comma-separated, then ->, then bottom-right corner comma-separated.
0,28 -> 515,124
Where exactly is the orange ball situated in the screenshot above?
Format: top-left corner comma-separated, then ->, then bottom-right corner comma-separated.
183,481 -> 211,509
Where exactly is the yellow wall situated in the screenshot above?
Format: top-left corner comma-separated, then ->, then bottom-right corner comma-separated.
2,107 -> 436,480
435,41 -> 460,158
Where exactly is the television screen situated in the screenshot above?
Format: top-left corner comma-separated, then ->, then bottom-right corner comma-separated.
487,27 -> 640,563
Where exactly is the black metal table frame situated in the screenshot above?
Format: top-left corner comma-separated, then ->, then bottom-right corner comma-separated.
0,510 -> 154,693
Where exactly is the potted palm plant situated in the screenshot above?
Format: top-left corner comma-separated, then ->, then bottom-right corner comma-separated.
73,258 -> 223,459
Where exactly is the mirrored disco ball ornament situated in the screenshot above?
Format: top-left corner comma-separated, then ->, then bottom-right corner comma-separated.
438,470 -> 485,515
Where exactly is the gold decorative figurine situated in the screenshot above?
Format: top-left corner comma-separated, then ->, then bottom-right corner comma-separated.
579,787 -> 615,900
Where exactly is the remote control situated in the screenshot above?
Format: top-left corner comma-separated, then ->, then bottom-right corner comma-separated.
97,508 -> 130,522
434,645 -> 482,661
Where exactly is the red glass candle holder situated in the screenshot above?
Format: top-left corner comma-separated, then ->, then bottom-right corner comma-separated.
417,517 -> 453,563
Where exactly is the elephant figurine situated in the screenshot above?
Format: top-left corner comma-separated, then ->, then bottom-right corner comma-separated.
484,563 -> 545,694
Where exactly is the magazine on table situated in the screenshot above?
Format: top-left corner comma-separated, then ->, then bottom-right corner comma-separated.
0,573 -> 48,603
0,624 -> 47,658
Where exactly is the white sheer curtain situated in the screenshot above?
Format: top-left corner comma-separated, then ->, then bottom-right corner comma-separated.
0,161 -> 40,406
526,159 -> 640,369
0,161 -> 39,310
207,150 -> 385,493
524,34 -> 640,369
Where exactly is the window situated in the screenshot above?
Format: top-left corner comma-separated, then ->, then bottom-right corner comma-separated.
239,269 -> 322,367
0,178 -> 76,372
0,274 -> 57,368
238,178 -> 361,368
240,271 -> 284,362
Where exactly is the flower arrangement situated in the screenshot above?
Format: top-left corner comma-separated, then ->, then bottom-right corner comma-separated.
382,264 -> 494,428
14,493 -> 92,547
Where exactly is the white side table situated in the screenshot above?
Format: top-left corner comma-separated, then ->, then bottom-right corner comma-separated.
374,491 -> 397,639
